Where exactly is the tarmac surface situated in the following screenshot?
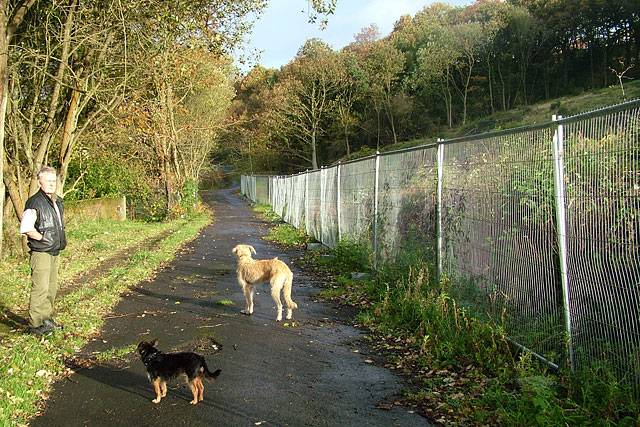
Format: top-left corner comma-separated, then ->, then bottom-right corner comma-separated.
32,188 -> 428,427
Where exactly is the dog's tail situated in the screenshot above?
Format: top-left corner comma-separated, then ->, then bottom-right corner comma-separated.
202,362 -> 221,381
283,272 -> 298,310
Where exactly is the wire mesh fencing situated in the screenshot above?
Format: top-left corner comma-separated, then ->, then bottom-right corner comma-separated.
241,99 -> 640,389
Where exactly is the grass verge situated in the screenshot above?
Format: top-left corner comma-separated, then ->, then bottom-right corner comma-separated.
263,224 -> 309,246
252,203 -> 281,223
0,212 -> 211,425
307,240 -> 640,426
252,204 -> 309,246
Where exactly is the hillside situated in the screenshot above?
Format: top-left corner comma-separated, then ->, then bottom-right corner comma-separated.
340,80 -> 640,162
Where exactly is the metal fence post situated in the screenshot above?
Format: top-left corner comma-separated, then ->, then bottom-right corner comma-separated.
373,151 -> 381,270
337,161 -> 342,242
320,166 -> 325,245
251,176 -> 256,202
304,170 -> 309,235
552,114 -> 575,371
436,138 -> 445,278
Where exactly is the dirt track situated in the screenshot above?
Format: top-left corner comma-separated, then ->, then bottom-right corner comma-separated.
32,189 -> 429,427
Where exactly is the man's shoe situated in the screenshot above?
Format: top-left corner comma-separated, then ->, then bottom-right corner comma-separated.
43,319 -> 63,330
30,324 -> 54,336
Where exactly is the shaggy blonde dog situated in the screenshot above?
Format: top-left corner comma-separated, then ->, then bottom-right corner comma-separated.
232,244 -> 297,321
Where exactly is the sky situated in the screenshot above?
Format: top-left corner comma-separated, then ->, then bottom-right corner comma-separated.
237,0 -> 471,73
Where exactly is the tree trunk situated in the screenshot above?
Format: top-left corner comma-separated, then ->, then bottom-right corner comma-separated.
29,0 -> 78,197
497,61 -> 507,111
58,81 -> 82,194
520,61 -> 528,106
375,107 -> 381,150
487,54 -> 494,114
0,29 -> 7,259
603,40 -> 609,87
0,0 -> 37,258
385,95 -> 397,145
311,128 -> 318,170
462,67 -> 473,125
589,37 -> 595,88
343,124 -> 350,156
4,168 -> 25,220
441,69 -> 453,128
163,155 -> 178,214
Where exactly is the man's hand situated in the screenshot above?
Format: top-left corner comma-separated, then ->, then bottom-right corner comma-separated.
25,230 -> 43,241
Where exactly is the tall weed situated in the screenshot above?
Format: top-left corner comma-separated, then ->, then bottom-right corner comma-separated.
324,238 -> 638,424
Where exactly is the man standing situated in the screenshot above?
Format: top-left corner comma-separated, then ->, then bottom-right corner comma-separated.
20,166 -> 67,335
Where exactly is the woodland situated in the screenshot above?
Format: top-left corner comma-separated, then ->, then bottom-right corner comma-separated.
0,0 -> 334,256
226,1 -> 639,172
0,0 -> 637,257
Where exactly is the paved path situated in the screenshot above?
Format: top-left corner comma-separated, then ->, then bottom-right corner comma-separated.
32,189 -> 428,427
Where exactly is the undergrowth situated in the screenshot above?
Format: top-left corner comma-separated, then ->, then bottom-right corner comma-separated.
252,204 -> 309,246
251,202 -> 639,425
252,203 -> 281,223
309,239 -> 640,426
264,224 -> 309,246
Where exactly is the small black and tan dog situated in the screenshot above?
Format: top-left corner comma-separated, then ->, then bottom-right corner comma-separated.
137,339 -> 221,405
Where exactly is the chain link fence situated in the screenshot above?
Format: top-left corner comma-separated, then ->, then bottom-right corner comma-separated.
241,99 -> 640,387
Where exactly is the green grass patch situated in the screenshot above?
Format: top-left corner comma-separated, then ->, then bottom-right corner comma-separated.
0,212 -> 211,424
252,203 -> 311,247
216,299 -> 235,306
309,239 -> 371,276
95,344 -> 138,363
264,223 -> 309,246
252,203 -> 281,223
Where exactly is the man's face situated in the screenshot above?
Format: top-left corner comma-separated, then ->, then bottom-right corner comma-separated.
38,172 -> 57,196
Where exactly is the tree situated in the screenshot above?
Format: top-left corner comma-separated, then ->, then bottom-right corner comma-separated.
450,22 -> 485,124
508,7 -> 544,105
224,66 -> 281,174
0,0 -> 37,258
330,49 -> 366,156
466,0 -> 511,114
362,39 -> 404,146
174,53 -> 235,184
269,39 -> 337,169
413,23 -> 457,128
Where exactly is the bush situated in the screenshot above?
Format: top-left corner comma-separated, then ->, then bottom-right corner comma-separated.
330,238 -> 371,273
65,155 -> 148,202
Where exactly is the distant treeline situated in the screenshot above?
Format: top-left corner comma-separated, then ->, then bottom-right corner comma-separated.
226,0 -> 639,173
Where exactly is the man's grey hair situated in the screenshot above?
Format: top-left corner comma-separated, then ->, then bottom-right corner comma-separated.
37,166 -> 57,180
